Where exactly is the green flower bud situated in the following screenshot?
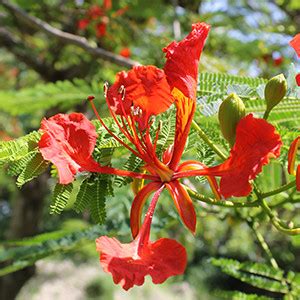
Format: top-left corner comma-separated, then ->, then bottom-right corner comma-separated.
218,93 -> 246,146
264,74 -> 287,119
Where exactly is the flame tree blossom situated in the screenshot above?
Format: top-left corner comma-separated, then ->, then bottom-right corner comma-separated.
289,33 -> 300,86
288,137 -> 300,191
38,22 -> 283,290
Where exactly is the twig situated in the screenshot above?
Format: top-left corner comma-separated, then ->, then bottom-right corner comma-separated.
186,186 -> 260,208
260,180 -> 296,199
1,0 -> 139,68
247,219 -> 279,269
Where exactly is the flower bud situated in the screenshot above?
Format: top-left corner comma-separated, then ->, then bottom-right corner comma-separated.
218,93 -> 246,146
264,74 -> 287,118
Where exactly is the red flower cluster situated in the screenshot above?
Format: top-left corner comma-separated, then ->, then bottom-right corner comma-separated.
289,33 -> 300,86
78,1 -> 127,38
38,23 -> 283,290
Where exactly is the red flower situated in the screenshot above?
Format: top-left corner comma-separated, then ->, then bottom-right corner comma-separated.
175,114 -> 282,198
95,22 -> 107,37
106,65 -> 174,130
119,47 -> 131,58
103,0 -> 112,10
78,18 -> 90,30
96,186 -> 187,290
89,23 -> 213,288
296,73 -> 300,86
38,113 -> 101,184
40,22 -> 284,290
288,137 -> 300,191
290,33 -> 300,57
88,5 -> 104,19
273,56 -> 283,66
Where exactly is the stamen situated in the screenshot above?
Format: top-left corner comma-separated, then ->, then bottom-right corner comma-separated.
103,82 -> 109,98
87,95 -> 95,102
131,106 -> 143,117
89,96 -> 142,159
118,85 -> 126,101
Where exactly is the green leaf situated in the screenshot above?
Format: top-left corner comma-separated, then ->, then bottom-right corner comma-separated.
211,258 -> 288,294
0,131 -> 41,165
214,290 -> 272,300
0,225 -> 105,276
114,153 -> 143,187
89,176 -> 112,224
50,183 -> 73,214
74,175 -> 112,224
0,79 -> 98,116
16,152 -> 49,187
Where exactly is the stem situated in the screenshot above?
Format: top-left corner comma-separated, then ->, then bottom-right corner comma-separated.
260,180 -> 296,199
263,109 -> 270,120
260,199 -> 300,235
99,166 -> 158,181
247,220 -> 279,269
192,120 -> 227,160
186,186 -> 260,208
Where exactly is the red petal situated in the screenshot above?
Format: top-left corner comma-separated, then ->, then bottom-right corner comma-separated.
207,114 -> 282,198
96,236 -> 186,291
290,33 -> 300,57
165,180 -> 196,233
38,113 -> 100,184
163,22 -> 210,99
130,182 -> 163,238
178,160 -> 221,199
96,185 -> 186,290
288,137 -> 300,175
169,88 -> 196,169
287,136 -> 300,191
296,74 -> 300,86
107,65 -> 174,130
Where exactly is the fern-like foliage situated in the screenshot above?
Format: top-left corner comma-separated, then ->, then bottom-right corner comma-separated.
50,183 -> 74,214
0,131 -> 41,165
211,258 -> 300,299
214,290 -> 272,300
74,175 -> 113,224
197,72 -> 267,107
16,152 -> 49,187
198,71 -> 300,128
0,225 -> 106,277
0,79 -> 99,116
114,153 -> 143,187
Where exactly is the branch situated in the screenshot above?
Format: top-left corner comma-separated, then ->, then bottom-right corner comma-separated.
0,27 -> 52,80
1,0 -> 139,68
